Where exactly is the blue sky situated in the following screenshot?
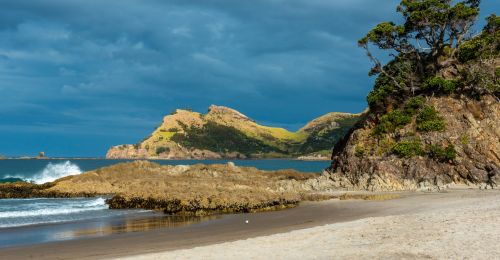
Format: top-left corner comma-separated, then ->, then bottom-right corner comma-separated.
0,0 -> 497,157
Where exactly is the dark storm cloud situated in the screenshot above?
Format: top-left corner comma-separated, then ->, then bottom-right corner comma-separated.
0,0 -> 495,156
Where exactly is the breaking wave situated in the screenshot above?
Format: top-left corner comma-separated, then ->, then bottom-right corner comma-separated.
28,161 -> 82,184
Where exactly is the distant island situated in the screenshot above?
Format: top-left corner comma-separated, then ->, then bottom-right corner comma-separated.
106,105 -> 362,160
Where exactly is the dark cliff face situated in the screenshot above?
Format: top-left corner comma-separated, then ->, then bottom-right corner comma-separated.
328,95 -> 500,191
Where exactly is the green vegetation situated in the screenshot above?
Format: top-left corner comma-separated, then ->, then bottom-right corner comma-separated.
390,140 -> 457,162
460,134 -> 470,145
260,126 -> 308,142
171,121 -> 285,156
373,110 -> 411,136
423,76 -> 459,94
392,139 -> 424,158
403,96 -> 425,115
351,0 -> 495,163
373,96 -> 426,136
372,100 -> 445,136
359,0 -> 498,113
156,146 -> 170,155
416,106 -> 445,132
458,14 -> 499,63
113,105 -> 362,158
427,144 -> 457,162
301,117 -> 359,153
355,145 -> 365,157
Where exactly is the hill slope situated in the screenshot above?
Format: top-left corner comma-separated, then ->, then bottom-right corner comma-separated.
106,105 -> 361,159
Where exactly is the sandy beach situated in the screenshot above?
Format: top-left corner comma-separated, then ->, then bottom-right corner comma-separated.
0,189 -> 498,259
119,189 -> 500,260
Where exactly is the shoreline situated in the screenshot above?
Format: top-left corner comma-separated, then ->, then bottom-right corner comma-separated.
130,188 -> 500,259
1,189 -> 495,259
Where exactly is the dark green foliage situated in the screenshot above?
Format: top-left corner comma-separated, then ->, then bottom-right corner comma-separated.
156,146 -> 170,155
423,76 -> 459,93
300,117 -> 359,153
360,0 -> 480,74
416,106 -> 445,132
367,73 -> 394,110
458,36 -> 490,62
355,145 -> 365,157
359,0 -> 488,113
373,110 -> 412,136
373,96 -> 431,136
392,139 -> 424,158
133,143 -> 140,149
366,58 -> 419,112
403,96 -> 426,115
171,122 -> 284,156
427,144 -> 457,162
458,14 -> 499,62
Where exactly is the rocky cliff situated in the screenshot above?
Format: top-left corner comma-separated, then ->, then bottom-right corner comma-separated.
327,95 -> 499,191
106,105 -> 361,159
323,6 -> 499,192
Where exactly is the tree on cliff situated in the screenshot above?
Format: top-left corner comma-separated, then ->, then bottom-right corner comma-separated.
358,0 -> 498,112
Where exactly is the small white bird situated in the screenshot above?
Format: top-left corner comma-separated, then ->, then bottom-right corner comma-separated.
245,220 -> 249,224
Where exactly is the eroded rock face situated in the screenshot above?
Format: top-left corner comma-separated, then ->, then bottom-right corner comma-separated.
327,95 -> 500,191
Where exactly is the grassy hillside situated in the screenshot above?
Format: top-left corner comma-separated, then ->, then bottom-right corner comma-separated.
107,105 -> 362,159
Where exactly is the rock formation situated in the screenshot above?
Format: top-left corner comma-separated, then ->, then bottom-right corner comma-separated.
323,3 -> 499,192
0,161 -> 335,215
327,95 -> 499,191
106,105 -> 361,159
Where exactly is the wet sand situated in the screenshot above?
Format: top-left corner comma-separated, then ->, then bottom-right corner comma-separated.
0,189 -> 496,259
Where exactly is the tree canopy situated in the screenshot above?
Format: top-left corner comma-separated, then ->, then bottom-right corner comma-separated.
358,0 -> 498,112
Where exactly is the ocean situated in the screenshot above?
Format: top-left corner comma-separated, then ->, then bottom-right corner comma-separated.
0,159 -> 329,247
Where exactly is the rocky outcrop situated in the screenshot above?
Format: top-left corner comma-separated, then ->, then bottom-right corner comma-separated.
326,95 -> 500,191
0,182 -> 95,198
106,105 -> 361,159
0,161 -> 330,215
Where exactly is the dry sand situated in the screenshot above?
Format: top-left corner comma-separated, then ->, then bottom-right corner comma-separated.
118,189 -> 500,260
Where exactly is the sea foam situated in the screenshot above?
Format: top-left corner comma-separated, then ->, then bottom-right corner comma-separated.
0,198 -> 108,219
29,161 -> 82,184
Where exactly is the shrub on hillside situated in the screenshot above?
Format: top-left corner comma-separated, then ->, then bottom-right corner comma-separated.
427,144 -> 457,163
423,76 -> 459,94
373,110 -> 412,136
156,147 -> 170,155
416,106 -> 445,132
403,96 -> 426,115
392,140 -> 424,158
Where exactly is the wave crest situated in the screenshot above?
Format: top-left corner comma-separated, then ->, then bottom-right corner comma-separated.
29,161 -> 82,184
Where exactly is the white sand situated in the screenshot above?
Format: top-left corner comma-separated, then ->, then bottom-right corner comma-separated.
120,190 -> 500,260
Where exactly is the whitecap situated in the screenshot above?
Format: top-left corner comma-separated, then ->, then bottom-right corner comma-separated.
28,161 -> 82,184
